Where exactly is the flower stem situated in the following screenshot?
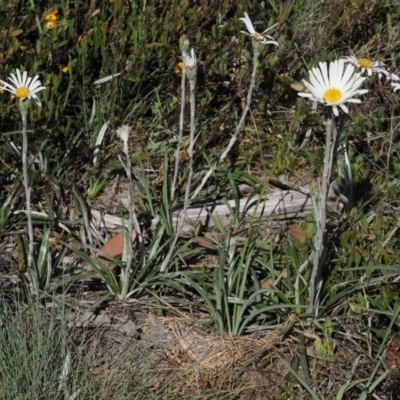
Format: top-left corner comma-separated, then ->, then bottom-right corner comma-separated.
184,80 -> 196,212
190,51 -> 260,201
21,108 -> 34,269
171,69 -> 186,202
307,109 -> 333,316
120,141 -> 141,299
160,79 -> 196,272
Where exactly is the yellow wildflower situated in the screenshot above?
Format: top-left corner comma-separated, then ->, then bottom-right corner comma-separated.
45,9 -> 58,21
62,67 -> 69,74
45,9 -> 58,28
174,62 -> 184,74
46,21 -> 56,29
46,14 -> 57,22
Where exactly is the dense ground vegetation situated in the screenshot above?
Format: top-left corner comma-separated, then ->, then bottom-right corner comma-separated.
1,0 -> 400,398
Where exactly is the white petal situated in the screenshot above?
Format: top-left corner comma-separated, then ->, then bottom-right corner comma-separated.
304,76 -> 322,99
329,60 -> 338,87
377,68 -> 391,79
29,86 -> 46,96
345,98 -> 362,104
30,74 -> 40,85
392,83 -> 400,91
346,76 -> 365,93
319,62 -> 330,89
260,37 -> 279,46
334,60 -> 345,87
21,70 -> 28,86
30,95 -> 42,106
341,56 -> 356,65
310,67 -> 325,92
240,31 -> 253,39
0,86 -> 15,95
298,92 -> 314,99
16,69 -> 23,87
341,76 -> 357,95
261,22 -> 279,36
239,13 -> 255,34
0,80 -> 16,93
331,105 -> 339,116
30,80 -> 46,90
8,73 -> 19,88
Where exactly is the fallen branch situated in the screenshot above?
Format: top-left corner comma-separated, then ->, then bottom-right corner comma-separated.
91,188 -> 315,234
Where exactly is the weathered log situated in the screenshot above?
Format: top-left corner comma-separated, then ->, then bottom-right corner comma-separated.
91,188 -> 315,234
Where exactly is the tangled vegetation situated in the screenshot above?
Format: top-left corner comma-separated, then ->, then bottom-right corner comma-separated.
1,0 -> 400,398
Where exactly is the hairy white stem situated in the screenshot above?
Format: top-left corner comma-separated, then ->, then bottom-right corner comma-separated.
120,141 -> 141,299
183,80 -> 196,212
190,51 -> 260,201
307,111 -> 333,316
21,108 -> 33,269
171,69 -> 186,201
161,79 -> 196,272
295,254 -> 312,309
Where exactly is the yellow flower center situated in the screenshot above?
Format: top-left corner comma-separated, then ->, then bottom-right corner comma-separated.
252,32 -> 262,41
358,58 -> 372,69
15,87 -> 30,99
323,87 -> 343,104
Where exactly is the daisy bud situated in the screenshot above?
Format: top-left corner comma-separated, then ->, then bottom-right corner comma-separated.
116,125 -> 131,146
179,35 -> 189,58
182,48 -> 197,83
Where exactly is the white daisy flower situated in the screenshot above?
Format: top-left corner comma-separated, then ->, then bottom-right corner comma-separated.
342,56 -> 392,79
239,12 -> 278,46
298,59 -> 368,116
0,69 -> 45,106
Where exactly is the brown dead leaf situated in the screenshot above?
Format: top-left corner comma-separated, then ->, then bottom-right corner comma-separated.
261,277 -> 274,289
261,270 -> 288,289
290,82 -> 310,93
10,28 -> 23,37
193,236 -> 217,250
98,229 -> 137,265
288,224 -> 307,244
